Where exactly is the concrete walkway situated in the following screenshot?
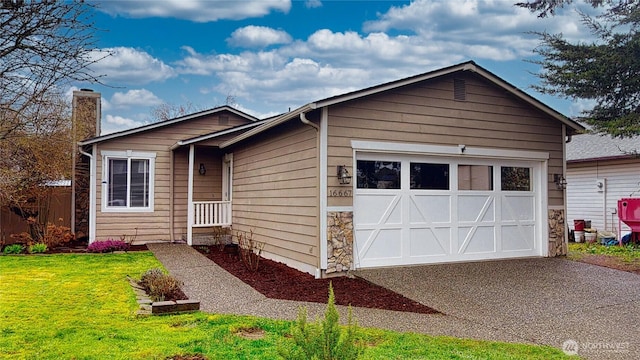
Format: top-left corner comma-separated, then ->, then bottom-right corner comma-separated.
148,243 -> 639,359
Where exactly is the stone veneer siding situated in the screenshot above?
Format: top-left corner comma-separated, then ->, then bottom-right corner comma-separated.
326,211 -> 353,274
548,208 -> 567,256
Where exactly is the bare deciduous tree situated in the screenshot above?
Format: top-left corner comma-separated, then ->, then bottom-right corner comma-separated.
150,101 -> 202,122
1,1 -> 106,241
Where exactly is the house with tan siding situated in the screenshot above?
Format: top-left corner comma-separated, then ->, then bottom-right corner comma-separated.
78,61 -> 584,278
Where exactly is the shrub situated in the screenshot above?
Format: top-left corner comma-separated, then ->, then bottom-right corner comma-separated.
3,244 -> 25,255
86,239 -> 130,253
28,243 -> 48,254
279,283 -> 364,360
42,220 -> 75,248
9,232 -> 33,245
139,268 -> 183,302
237,229 -> 264,272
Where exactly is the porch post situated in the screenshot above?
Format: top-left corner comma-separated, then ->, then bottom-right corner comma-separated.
187,144 -> 195,245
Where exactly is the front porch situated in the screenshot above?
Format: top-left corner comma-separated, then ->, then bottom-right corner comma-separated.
187,200 -> 232,245
178,143 -> 234,245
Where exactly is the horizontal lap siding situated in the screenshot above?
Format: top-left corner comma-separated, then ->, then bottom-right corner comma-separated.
327,73 -> 564,207
567,159 -> 640,232
231,122 -> 319,267
95,113 -> 251,243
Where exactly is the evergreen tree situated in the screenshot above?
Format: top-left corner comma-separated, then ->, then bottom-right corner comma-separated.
517,0 -> 640,137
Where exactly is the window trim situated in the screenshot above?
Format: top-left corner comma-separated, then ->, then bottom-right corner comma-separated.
101,150 -> 156,213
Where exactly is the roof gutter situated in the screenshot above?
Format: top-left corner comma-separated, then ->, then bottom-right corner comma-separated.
300,111 -> 319,131
220,103 -> 316,148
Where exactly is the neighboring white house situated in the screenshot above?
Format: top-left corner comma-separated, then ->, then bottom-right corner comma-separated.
566,133 -> 640,238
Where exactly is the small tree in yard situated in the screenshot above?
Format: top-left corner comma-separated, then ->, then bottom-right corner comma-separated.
1,1 -> 106,242
279,282 -> 364,360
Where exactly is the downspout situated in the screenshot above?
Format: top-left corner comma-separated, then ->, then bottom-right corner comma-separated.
300,112 -> 319,131
169,150 -> 175,242
79,145 -> 96,243
562,124 -> 569,249
300,111 -> 321,278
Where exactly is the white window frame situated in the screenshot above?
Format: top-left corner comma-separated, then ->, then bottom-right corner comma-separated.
101,150 -> 156,213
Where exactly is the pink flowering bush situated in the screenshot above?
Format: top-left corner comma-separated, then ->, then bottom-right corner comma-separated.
86,239 -> 130,253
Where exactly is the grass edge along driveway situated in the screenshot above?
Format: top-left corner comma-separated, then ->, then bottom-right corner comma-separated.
0,252 -> 573,359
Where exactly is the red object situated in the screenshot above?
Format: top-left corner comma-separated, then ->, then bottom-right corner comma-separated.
618,198 -> 640,232
574,219 -> 585,231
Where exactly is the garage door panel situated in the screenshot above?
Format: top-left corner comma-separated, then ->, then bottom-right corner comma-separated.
410,195 -> 451,224
357,228 -> 402,261
458,195 -> 495,222
409,227 -> 450,256
502,195 -> 535,221
354,194 -> 401,225
502,225 -> 535,251
459,226 -> 496,254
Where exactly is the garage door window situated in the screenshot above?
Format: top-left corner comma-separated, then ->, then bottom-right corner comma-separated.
357,160 -> 401,189
501,166 -> 531,191
458,165 -> 493,190
410,163 -> 449,190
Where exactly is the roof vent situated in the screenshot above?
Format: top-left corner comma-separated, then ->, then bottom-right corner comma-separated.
454,78 -> 466,101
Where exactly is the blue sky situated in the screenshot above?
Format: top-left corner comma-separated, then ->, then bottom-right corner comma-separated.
80,0 -> 598,134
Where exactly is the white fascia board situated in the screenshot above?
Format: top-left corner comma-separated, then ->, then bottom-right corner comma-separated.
220,104 -> 316,148
79,106 -> 259,146
170,120 -> 268,150
351,140 -> 549,160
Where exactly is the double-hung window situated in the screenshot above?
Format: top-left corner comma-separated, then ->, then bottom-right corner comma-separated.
102,151 -> 155,212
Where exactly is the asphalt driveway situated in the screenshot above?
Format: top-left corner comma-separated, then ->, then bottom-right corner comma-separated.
355,258 -> 640,360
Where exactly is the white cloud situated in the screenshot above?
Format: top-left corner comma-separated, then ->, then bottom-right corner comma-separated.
89,47 -> 176,85
102,114 -> 148,134
100,96 -> 112,112
95,0 -> 601,134
305,0 -> 322,9
361,0 -> 592,60
227,26 -> 292,48
97,0 -> 291,22
110,89 -> 163,109
569,98 -> 597,118
176,51 -> 253,76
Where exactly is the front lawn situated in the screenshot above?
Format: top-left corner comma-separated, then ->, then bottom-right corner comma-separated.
0,252 -> 572,359
568,242 -> 640,274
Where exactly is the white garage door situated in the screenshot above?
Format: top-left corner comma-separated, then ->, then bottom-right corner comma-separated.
354,153 -> 544,268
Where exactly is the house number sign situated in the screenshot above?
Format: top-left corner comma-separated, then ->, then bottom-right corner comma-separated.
328,188 -> 352,197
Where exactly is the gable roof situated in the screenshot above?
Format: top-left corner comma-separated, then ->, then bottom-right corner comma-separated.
221,60 -> 585,148
567,133 -> 640,162
79,105 -> 259,146
169,119 -> 270,150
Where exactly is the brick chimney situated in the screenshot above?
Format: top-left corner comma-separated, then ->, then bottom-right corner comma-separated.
71,89 -> 101,240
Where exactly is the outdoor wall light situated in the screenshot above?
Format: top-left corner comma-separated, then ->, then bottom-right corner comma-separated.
554,174 -> 567,190
199,163 -> 206,176
337,165 -> 352,185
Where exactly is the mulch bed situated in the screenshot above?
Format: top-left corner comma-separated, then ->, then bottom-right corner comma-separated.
195,245 -> 438,314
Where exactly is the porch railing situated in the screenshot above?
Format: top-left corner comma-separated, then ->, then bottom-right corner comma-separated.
192,200 -> 232,227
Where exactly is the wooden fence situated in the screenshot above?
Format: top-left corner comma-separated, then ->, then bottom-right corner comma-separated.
1,188 -> 72,245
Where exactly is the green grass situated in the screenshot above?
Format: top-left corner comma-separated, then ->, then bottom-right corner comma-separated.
0,252 -> 573,359
568,242 -> 640,262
